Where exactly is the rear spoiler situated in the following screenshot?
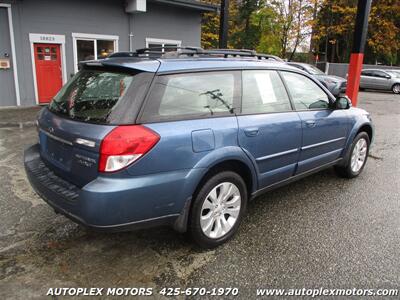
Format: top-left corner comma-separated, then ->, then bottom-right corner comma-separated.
79,59 -> 160,73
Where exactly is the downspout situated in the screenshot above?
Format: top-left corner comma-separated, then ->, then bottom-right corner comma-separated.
125,0 -> 147,51
128,13 -> 133,52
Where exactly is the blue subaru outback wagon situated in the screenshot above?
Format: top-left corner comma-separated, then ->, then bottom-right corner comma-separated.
24,48 -> 373,248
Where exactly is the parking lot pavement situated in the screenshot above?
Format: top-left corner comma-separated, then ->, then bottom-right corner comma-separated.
0,92 -> 399,299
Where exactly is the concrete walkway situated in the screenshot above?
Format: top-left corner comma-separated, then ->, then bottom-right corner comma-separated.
0,106 -> 42,127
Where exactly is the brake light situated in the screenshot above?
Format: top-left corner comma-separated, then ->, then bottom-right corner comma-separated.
99,125 -> 160,173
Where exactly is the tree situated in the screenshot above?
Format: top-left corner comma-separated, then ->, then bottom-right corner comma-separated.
201,0 -> 220,49
312,0 -> 400,65
201,0 -> 319,60
252,7 -> 282,55
230,0 -> 264,49
201,0 -> 240,49
366,0 -> 400,65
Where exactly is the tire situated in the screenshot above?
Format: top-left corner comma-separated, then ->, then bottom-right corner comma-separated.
188,171 -> 247,248
335,132 -> 370,178
392,83 -> 400,94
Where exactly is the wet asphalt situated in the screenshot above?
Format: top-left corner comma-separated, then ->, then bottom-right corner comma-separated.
0,92 -> 399,299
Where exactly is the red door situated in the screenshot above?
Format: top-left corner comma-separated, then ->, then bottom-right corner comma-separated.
34,43 -> 62,104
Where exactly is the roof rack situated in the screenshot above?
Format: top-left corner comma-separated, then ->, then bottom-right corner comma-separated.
203,49 -> 284,61
108,46 -> 284,61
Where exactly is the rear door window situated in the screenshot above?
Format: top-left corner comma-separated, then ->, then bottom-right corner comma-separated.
361,70 -> 373,76
242,70 -> 292,114
371,70 -> 388,78
140,71 -> 239,122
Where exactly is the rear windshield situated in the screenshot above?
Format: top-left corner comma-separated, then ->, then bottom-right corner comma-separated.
49,69 -> 137,124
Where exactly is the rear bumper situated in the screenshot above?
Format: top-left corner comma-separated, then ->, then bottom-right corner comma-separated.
24,144 -> 202,232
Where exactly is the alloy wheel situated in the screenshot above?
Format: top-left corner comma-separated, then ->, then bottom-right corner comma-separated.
200,182 -> 241,239
350,138 -> 368,173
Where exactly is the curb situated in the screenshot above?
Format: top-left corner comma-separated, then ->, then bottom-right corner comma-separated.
0,121 -> 36,128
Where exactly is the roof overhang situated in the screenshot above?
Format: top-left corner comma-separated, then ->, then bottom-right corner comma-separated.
150,0 -> 218,12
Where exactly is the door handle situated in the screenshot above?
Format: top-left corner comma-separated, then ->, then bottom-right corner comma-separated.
244,128 -> 259,137
305,120 -> 316,128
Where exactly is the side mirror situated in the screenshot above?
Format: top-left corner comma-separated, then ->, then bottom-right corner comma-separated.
335,96 -> 351,109
385,75 -> 391,79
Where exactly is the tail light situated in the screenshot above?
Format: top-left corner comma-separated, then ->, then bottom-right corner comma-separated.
99,125 -> 160,173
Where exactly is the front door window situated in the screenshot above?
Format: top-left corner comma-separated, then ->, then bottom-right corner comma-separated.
281,71 -> 330,110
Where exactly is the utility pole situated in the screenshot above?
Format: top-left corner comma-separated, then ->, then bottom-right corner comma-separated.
346,0 -> 372,106
219,0 -> 229,48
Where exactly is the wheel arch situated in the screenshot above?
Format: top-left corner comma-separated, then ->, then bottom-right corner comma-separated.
391,82 -> 400,93
339,121 -> 373,167
357,123 -> 373,142
194,159 -> 255,199
173,149 -> 258,233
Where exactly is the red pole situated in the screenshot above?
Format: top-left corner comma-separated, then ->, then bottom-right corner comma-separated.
345,0 -> 372,106
346,53 -> 364,105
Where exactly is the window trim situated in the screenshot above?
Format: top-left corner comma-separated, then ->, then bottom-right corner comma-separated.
136,67 -> 337,124
72,33 -> 119,73
137,70 -> 241,124
1,4 -> 20,106
279,70 -> 335,112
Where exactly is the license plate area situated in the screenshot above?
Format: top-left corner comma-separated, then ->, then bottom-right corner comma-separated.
45,135 -> 73,170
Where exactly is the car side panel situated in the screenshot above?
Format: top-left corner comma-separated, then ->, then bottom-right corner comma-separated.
131,117 -> 239,176
237,113 -> 302,188
360,74 -> 373,89
192,146 -> 258,192
84,116 -> 252,225
372,76 -> 390,90
339,108 -> 373,164
296,109 -> 350,174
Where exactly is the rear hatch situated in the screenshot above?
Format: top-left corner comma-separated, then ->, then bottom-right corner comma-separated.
38,64 -> 156,187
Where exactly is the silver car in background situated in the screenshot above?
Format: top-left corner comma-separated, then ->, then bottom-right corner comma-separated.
287,62 -> 347,96
360,69 -> 400,94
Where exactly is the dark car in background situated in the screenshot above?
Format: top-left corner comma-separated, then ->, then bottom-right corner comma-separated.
287,62 -> 347,96
24,48 -> 373,248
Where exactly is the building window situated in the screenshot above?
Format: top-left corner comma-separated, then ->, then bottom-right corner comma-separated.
145,38 -> 182,52
72,33 -> 119,73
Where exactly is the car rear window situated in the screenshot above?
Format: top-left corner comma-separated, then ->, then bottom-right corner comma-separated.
140,71 -> 239,122
49,69 -> 147,124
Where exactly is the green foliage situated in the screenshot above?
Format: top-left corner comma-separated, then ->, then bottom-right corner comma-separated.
201,0 -> 220,49
201,0 -> 315,60
252,7 -> 282,55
